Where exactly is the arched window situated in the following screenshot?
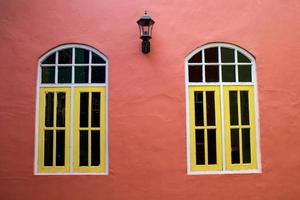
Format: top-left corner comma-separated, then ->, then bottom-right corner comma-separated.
185,43 -> 261,174
35,44 -> 108,174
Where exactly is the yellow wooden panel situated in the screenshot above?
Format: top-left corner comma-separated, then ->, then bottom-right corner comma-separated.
224,86 -> 257,170
189,86 -> 222,171
73,87 -> 106,173
38,87 -> 70,173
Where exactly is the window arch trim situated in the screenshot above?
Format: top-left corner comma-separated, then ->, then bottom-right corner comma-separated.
39,43 -> 108,64
35,44 -> 109,175
185,42 -> 255,64
185,42 -> 261,175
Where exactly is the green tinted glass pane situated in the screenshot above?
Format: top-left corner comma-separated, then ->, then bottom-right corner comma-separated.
80,92 -> 89,127
221,47 -> 234,63
92,92 -> 101,127
205,47 -> 218,63
42,53 -> 56,64
242,128 -> 251,163
91,130 -> 100,166
238,52 -> 251,63
75,48 -> 89,64
222,65 -> 235,82
240,91 -> 249,125
188,51 -> 202,63
205,65 -> 219,82
42,67 -> 55,83
231,128 -> 240,164
45,92 -> 54,127
91,66 -> 105,83
56,92 -> 65,127
58,67 -> 72,83
92,52 -> 106,64
75,66 -> 89,83
207,129 -> 216,164
58,48 -> 72,64
44,130 -> 53,166
229,91 -> 239,125
238,65 -> 252,82
194,92 -> 204,126
195,129 -> 205,165
189,65 -> 202,82
80,130 -> 88,166
56,130 -> 65,166
206,91 -> 215,126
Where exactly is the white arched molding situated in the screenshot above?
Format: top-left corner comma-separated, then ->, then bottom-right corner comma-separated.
185,43 -> 261,174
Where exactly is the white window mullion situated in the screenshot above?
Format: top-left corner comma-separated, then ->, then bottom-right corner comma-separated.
69,86 -> 74,172
202,49 -> 205,82
55,52 -> 58,84
72,48 -> 75,84
89,51 -> 92,83
235,49 -> 238,82
218,45 -> 226,171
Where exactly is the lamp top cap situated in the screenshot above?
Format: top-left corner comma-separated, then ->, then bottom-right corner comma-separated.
137,10 -> 155,26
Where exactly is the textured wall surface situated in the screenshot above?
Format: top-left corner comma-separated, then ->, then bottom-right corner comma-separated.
0,0 -> 300,199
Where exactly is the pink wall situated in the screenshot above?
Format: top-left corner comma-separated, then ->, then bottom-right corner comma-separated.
1,0 -> 300,199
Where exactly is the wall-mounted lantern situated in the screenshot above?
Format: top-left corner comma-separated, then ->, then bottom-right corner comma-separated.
137,11 -> 155,54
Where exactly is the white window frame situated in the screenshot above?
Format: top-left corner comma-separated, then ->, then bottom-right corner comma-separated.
34,44 -> 109,175
185,43 -> 262,175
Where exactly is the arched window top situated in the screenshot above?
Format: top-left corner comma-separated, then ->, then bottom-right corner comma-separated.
40,44 -> 107,65
36,44 -> 108,174
186,43 -> 255,64
185,43 -> 260,174
186,43 -> 255,84
39,44 -> 107,85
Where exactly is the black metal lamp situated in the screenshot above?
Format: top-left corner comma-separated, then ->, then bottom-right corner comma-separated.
137,11 -> 155,54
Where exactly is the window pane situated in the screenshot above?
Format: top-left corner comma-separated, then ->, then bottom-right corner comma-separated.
92,52 -> 106,64
206,91 -> 215,126
207,129 -> 217,164
240,91 -> 250,125
238,65 -> 252,82
42,53 -> 56,64
195,129 -> 205,165
92,92 -> 101,127
222,65 -> 235,82
42,67 -> 55,83
238,52 -> 251,63
189,65 -> 202,82
45,92 -> 54,127
75,48 -> 89,64
75,66 -> 89,83
231,128 -> 240,164
188,51 -> 202,63
194,92 -> 204,126
204,47 -> 218,63
221,47 -> 234,63
91,66 -> 105,83
56,130 -> 65,166
56,92 -> 65,127
205,65 -> 219,82
58,67 -> 72,83
80,130 -> 88,166
229,91 -> 239,125
91,130 -> 100,166
80,92 -> 89,127
44,130 -> 53,166
242,128 -> 251,163
58,48 -> 72,64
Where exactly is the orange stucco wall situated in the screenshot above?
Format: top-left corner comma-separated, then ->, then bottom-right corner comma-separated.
1,0 -> 300,199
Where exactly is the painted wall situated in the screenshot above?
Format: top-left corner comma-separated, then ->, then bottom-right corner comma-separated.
1,0 -> 300,199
